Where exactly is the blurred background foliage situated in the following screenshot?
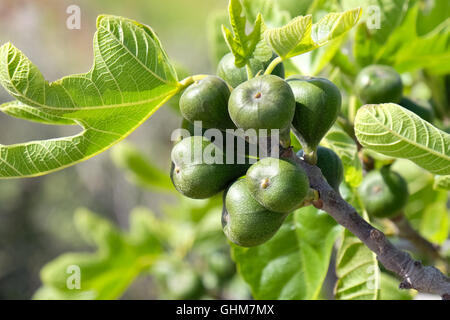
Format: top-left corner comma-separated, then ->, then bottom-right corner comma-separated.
0,0 -> 448,299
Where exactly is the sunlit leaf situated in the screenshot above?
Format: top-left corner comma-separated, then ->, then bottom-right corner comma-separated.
222,0 -> 272,68
335,184 -> 379,300
355,103 -> 450,175
265,8 -> 361,59
0,15 -> 180,179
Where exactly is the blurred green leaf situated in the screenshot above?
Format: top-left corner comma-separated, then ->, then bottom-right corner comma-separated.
232,206 -> 342,300
353,0 -> 411,67
110,141 -> 173,192
34,208 -> 162,300
242,0 -> 291,28
0,15 -> 180,179
419,192 -> 449,245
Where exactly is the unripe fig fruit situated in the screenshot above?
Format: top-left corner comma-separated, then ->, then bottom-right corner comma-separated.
298,146 -> 343,192
217,52 -> 285,88
358,166 -> 409,218
355,65 -> 403,104
287,76 -> 342,152
399,97 -> 434,122
222,179 -> 287,247
245,157 -> 309,213
179,75 -> 235,129
228,74 -> 295,133
171,136 -> 248,199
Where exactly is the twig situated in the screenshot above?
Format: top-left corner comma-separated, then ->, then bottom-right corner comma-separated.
281,148 -> 450,299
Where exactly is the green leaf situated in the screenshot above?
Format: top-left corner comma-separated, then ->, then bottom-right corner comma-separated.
265,8 -> 361,59
0,100 -> 76,125
322,125 -> 363,188
110,141 -> 173,192
352,0 -> 411,66
378,273 -> 414,300
355,103 -> 450,175
335,229 -> 379,300
354,2 -> 450,75
232,206 -> 342,300
419,191 -> 449,245
335,183 -> 379,300
434,175 -> 450,190
34,208 -> 162,300
222,0 -> 272,68
0,15 -> 180,179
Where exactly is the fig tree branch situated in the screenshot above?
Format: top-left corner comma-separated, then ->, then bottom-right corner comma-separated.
282,147 -> 450,300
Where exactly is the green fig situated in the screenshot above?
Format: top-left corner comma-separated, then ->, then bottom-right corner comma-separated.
228,74 -> 295,134
171,136 -> 248,199
245,157 -> 309,213
179,75 -> 235,129
287,76 -> 342,154
358,166 -> 409,218
217,52 -> 285,88
399,97 -> 434,122
222,179 -> 287,247
297,146 -> 343,192
355,65 -> 403,104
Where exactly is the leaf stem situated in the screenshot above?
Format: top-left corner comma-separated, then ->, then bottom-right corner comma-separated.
264,56 -> 282,75
179,74 -> 209,88
245,63 -> 254,80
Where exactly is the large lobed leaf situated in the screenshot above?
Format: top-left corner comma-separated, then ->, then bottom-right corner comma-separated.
232,207 -> 342,300
264,7 -> 361,59
0,15 -> 180,178
355,103 -> 450,175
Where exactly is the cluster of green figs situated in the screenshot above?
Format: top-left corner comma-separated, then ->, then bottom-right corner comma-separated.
170,53 -> 415,247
